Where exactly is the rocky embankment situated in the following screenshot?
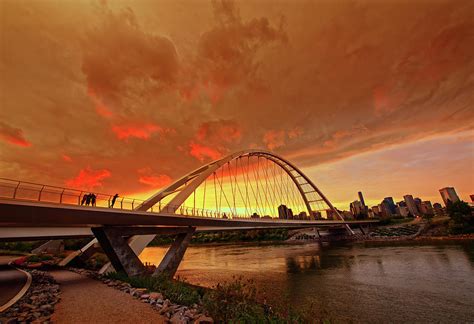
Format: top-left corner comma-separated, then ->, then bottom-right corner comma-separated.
0,270 -> 60,324
70,268 -> 213,324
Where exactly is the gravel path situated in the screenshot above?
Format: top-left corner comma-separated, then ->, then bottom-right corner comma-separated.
50,270 -> 166,323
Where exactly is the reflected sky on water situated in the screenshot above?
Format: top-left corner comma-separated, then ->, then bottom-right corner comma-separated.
140,241 -> 474,323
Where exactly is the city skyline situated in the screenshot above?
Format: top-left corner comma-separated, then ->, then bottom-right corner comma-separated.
1,0 -> 473,209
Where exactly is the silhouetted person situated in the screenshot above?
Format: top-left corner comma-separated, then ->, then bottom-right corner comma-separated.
81,194 -> 88,206
110,194 -> 119,208
90,193 -> 96,207
85,193 -> 92,206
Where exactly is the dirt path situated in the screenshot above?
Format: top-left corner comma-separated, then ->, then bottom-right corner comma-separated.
50,270 -> 166,324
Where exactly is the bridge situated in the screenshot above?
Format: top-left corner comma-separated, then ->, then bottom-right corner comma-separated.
0,150 -> 378,277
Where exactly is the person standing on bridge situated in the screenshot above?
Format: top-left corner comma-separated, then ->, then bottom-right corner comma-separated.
85,193 -> 92,206
81,194 -> 88,205
110,194 -> 119,208
90,193 -> 96,206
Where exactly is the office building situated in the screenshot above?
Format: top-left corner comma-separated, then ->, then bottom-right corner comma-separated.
278,205 -> 289,220
420,201 -> 434,215
439,187 -> 460,206
404,195 -> 420,216
383,197 -> 397,214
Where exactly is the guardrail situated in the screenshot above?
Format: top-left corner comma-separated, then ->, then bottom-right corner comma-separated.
0,178 -> 296,221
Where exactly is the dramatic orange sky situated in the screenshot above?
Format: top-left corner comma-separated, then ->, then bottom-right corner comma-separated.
0,0 -> 473,210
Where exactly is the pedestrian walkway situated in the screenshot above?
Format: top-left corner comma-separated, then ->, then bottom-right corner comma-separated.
50,270 -> 166,323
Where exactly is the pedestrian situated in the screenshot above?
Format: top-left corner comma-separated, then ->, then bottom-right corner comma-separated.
85,193 -> 92,206
110,194 -> 119,208
90,193 -> 96,206
81,194 -> 88,206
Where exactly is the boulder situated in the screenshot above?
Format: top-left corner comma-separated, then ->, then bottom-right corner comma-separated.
194,315 -> 214,324
149,292 -> 163,300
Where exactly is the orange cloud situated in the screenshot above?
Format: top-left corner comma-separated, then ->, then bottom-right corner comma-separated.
62,154 -> 72,162
263,130 -> 286,150
66,167 -> 111,190
189,142 -> 223,162
88,88 -> 114,118
111,123 -> 161,140
0,122 -> 31,147
197,120 -> 242,144
139,174 -> 172,187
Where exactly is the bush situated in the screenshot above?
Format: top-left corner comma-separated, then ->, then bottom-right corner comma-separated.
447,201 -> 474,234
107,272 -> 203,306
26,254 -> 53,262
202,277 -> 266,322
106,273 -> 303,322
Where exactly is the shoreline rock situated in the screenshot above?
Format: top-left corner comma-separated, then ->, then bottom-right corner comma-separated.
0,270 -> 60,324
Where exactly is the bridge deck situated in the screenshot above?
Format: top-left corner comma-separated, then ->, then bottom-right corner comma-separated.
0,198 -> 377,240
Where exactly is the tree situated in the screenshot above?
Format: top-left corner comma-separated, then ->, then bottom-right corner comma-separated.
446,201 -> 474,234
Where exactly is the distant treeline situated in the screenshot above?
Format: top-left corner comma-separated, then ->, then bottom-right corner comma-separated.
149,228 -> 290,246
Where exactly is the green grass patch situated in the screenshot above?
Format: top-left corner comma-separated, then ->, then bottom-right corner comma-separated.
106,272 -> 307,322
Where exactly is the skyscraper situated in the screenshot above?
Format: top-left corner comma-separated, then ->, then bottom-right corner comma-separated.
278,204 -> 288,219
439,187 -> 460,206
403,195 -> 419,216
383,197 -> 397,214
358,191 -> 366,207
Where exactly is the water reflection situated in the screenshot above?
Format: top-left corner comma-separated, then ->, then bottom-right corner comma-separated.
140,241 -> 474,323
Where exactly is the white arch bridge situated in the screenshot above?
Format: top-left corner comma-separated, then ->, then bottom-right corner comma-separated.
0,150 -> 378,277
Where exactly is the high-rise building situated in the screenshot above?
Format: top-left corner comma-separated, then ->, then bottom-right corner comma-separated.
278,204 -> 289,219
358,191 -> 366,207
298,211 -> 308,220
396,201 -> 408,216
433,203 -> 446,217
470,194 -> 474,202
311,211 -> 322,220
439,187 -> 460,206
350,200 -> 365,218
379,201 -> 392,218
414,198 -> 423,214
420,201 -> 434,215
288,208 -> 294,220
383,197 -> 397,214
371,206 -> 380,216
403,195 -> 419,216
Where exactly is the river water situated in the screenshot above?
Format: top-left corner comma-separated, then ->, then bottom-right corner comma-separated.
140,241 -> 474,323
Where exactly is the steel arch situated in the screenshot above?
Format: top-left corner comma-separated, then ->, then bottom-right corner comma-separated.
136,150 -> 349,226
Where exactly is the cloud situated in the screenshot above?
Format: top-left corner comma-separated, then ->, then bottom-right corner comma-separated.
62,154 -> 72,162
197,119 -> 242,144
139,174 -> 172,187
65,167 -> 111,190
263,130 -> 286,150
111,123 -> 162,140
81,5 -> 179,108
1,0 -> 473,203
0,122 -> 31,147
189,142 -> 223,162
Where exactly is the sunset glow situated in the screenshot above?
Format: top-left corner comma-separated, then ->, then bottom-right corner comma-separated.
0,0 -> 473,210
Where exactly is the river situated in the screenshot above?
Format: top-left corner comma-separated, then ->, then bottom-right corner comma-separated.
139,241 -> 474,323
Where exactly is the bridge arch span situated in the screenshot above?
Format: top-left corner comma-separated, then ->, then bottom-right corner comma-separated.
137,150 -> 345,223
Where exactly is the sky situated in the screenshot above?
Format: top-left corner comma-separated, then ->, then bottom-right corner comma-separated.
0,0 -> 473,210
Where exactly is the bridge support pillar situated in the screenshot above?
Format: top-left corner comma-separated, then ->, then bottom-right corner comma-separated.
154,227 -> 195,278
91,227 -> 147,277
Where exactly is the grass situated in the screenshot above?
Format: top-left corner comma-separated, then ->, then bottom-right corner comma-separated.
0,249 -> 29,256
106,272 -> 308,322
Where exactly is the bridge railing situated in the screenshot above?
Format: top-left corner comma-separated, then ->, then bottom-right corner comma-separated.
0,178 -> 147,210
0,178 -> 310,221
